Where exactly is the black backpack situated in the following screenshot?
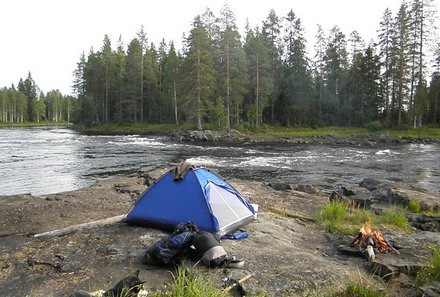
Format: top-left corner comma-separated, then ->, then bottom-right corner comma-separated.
143,222 -> 199,266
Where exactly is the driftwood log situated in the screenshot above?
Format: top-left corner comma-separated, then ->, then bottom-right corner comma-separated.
34,214 -> 125,239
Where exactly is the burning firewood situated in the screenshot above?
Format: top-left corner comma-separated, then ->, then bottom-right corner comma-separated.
366,237 -> 375,260
351,219 -> 399,260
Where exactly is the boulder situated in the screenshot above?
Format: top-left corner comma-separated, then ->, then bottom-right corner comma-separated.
328,186 -> 374,208
294,184 -> 321,195
267,182 -> 292,191
407,213 -> 440,232
359,178 -> 382,191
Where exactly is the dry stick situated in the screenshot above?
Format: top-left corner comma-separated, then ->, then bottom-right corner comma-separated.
384,237 -> 401,254
222,274 -> 252,293
34,215 -> 125,239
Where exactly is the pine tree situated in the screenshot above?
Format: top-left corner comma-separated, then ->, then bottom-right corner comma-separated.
324,26 -> 348,125
262,9 -> 282,123
144,43 -> 160,122
84,48 -> 104,124
163,41 -> 181,125
137,25 -> 148,121
348,31 -> 365,62
218,2 -> 247,129
101,35 -> 113,122
427,43 -> 440,125
314,24 -> 327,121
125,38 -> 143,122
282,10 -> 312,126
115,36 -> 126,122
409,0 -> 436,127
428,72 -> 440,125
17,72 -> 38,121
244,24 -> 271,128
184,15 -> 217,130
72,52 -> 86,98
377,8 -> 394,125
361,46 -> 382,123
346,31 -> 367,126
391,2 -> 411,127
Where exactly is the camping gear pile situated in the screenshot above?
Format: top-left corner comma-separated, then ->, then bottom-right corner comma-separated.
142,221 -> 245,268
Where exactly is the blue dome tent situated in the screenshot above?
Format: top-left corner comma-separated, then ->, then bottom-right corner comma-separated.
124,166 -> 256,236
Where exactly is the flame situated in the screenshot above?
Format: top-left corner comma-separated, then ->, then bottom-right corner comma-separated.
371,230 -> 389,252
352,219 -> 390,253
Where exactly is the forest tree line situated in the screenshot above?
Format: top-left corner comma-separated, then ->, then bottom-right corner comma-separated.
2,0 -> 440,130
0,72 -> 73,123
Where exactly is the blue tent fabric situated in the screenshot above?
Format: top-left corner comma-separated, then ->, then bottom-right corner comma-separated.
124,167 -> 255,236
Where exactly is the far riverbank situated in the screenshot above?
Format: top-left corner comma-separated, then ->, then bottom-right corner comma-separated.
72,123 -> 440,145
2,122 -> 440,144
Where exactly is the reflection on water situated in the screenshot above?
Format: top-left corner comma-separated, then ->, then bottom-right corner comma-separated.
0,127 -> 439,195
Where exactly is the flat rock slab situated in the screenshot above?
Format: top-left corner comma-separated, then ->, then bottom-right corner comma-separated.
1,172 -> 440,297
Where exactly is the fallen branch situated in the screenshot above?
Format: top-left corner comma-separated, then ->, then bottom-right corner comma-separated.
384,237 -> 401,255
34,214 -> 125,239
27,258 -> 63,272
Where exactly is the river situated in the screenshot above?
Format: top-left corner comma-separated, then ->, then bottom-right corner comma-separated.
0,127 -> 439,196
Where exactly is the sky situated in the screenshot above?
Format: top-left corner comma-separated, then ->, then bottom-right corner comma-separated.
1,0 -> 438,96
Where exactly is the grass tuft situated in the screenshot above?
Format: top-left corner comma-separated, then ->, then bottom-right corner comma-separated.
416,246 -> 440,286
320,201 -> 348,222
151,266 -> 228,297
378,208 -> 410,232
317,202 -> 411,235
407,199 -> 422,213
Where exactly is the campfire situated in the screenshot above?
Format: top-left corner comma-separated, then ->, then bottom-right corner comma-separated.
351,219 -> 399,260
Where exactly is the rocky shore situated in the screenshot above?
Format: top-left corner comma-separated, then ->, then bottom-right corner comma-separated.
171,129 -> 440,146
1,166 -> 440,297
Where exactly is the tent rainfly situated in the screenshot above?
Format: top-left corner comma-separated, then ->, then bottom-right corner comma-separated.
124,166 -> 255,236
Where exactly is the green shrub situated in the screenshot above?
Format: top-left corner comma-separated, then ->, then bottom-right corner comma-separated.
416,246 -> 440,286
365,121 -> 384,132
